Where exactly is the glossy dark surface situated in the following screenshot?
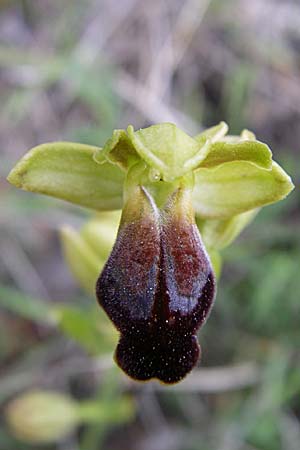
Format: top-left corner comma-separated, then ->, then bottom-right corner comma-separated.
96,187 -> 216,384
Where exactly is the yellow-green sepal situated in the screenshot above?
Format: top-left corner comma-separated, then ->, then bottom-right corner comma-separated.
197,209 -> 259,251
7,142 -> 124,211
127,123 -> 211,181
193,161 -> 294,219
199,140 -> 272,169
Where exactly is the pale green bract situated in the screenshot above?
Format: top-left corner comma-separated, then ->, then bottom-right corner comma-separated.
7,121 -> 294,285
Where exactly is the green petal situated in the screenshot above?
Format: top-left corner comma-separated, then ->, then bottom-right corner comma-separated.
220,129 -> 256,143
193,161 -> 294,219
127,123 -> 210,181
240,129 -> 256,140
197,209 -> 259,250
94,129 -> 139,170
7,142 -> 124,211
194,121 -> 229,144
199,140 -> 272,169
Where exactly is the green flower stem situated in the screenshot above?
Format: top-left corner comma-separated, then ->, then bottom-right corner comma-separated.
77,398 -> 134,424
76,401 -> 106,423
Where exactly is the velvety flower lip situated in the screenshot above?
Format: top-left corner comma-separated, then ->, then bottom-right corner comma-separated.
96,181 -> 216,384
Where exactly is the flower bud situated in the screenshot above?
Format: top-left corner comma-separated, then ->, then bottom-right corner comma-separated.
5,390 -> 79,444
5,389 -> 135,444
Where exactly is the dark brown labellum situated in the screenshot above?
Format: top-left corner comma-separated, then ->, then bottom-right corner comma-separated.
96,186 -> 216,384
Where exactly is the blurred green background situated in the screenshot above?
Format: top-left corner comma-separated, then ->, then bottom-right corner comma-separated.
0,0 -> 299,449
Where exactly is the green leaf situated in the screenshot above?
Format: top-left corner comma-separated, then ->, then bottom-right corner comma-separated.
0,284 -> 56,324
197,209 -> 259,250
7,142 -> 124,211
127,123 -> 211,181
199,140 -> 272,169
193,161 -> 294,219
0,286 -> 116,355
55,306 -> 117,355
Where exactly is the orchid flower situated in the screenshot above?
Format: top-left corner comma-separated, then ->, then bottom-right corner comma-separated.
7,122 -> 294,384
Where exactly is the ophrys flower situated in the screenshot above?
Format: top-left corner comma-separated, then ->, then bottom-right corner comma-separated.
7,122 -> 294,383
